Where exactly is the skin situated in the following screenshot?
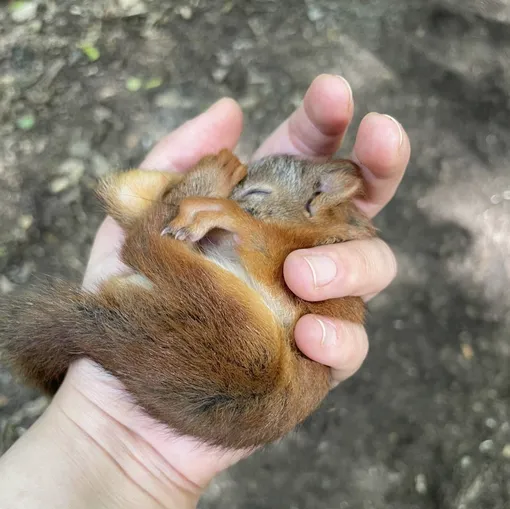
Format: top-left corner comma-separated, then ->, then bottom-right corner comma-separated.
0,74 -> 410,508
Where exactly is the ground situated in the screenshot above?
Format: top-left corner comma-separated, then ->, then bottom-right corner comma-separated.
1,1 -> 510,507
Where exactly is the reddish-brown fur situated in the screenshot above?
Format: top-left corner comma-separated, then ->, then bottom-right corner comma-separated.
0,149 -> 376,449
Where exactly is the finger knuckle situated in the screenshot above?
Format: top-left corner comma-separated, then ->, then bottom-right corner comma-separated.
377,238 -> 398,282
352,243 -> 378,281
354,238 -> 398,286
353,327 -> 369,368
340,323 -> 369,370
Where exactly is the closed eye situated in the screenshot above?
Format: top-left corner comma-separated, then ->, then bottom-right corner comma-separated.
240,188 -> 272,199
305,191 -> 321,217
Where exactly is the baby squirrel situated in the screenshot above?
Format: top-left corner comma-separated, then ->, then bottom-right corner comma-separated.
0,149 -> 376,450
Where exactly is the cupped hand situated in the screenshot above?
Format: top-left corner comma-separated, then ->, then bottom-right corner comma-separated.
59,74 -> 410,499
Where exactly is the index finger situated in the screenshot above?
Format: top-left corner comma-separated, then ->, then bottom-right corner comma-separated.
83,98 -> 244,291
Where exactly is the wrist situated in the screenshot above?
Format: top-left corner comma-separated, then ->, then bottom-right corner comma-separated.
0,367 -> 200,509
62,360 -> 251,489
59,375 -> 201,508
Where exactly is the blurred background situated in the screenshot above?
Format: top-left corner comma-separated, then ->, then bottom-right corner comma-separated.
1,1 -> 509,507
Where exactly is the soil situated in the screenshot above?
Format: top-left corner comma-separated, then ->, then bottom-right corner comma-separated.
1,1 -> 509,508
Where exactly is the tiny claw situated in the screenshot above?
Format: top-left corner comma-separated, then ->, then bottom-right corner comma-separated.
160,226 -> 174,237
174,228 -> 190,241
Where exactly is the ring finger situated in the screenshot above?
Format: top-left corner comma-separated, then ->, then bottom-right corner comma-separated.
294,315 -> 369,386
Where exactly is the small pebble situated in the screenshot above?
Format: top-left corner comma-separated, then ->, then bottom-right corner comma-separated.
502,444 -> 510,458
415,473 -> 427,495
460,456 -> 472,468
58,158 -> 85,183
18,215 -> 33,230
93,106 -> 113,123
307,6 -> 324,22
179,5 -> 193,20
461,343 -> 474,360
68,140 -> 91,159
10,1 -> 38,23
124,133 -> 140,150
485,417 -> 497,429
50,177 -> 71,194
28,19 -> 42,32
0,276 -> 15,295
97,86 -> 117,100
118,0 -> 148,15
155,90 -> 193,108
91,153 -> 110,177
212,68 -> 228,83
479,439 -> 494,453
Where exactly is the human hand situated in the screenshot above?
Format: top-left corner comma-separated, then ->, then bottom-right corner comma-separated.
267,76 -> 411,387
58,74 -> 410,506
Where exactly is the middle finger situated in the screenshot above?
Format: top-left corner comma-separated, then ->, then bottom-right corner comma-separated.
283,238 -> 398,302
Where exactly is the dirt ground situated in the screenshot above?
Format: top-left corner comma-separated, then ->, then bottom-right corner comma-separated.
1,1 -> 509,507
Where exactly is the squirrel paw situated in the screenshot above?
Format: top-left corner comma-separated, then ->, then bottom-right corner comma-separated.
160,225 -> 202,243
162,197 -> 241,244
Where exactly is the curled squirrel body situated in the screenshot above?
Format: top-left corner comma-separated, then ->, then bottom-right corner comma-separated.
0,150 -> 376,449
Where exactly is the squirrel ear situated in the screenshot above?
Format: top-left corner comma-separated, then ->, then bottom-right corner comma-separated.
318,160 -> 364,201
97,169 -> 184,228
307,160 -> 365,218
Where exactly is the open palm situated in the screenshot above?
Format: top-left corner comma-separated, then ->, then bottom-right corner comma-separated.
54,74 -> 410,502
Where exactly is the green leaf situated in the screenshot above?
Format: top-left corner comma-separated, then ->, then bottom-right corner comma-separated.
126,77 -> 143,92
144,77 -> 163,90
16,114 -> 36,130
9,1 -> 28,12
79,43 -> 100,62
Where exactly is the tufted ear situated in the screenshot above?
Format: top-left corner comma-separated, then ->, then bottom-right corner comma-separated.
307,159 -> 365,217
96,169 -> 184,229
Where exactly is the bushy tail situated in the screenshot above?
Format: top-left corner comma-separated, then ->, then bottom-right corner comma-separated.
0,282 -> 99,394
0,277 -> 330,449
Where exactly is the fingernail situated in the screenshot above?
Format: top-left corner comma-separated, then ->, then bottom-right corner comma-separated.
303,255 -> 337,288
335,75 -> 353,111
382,114 -> 404,149
313,317 -> 337,346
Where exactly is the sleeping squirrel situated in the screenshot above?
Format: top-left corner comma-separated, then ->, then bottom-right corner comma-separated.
0,149 -> 376,450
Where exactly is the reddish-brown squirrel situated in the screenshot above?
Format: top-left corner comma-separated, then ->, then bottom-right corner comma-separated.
0,149 -> 376,450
